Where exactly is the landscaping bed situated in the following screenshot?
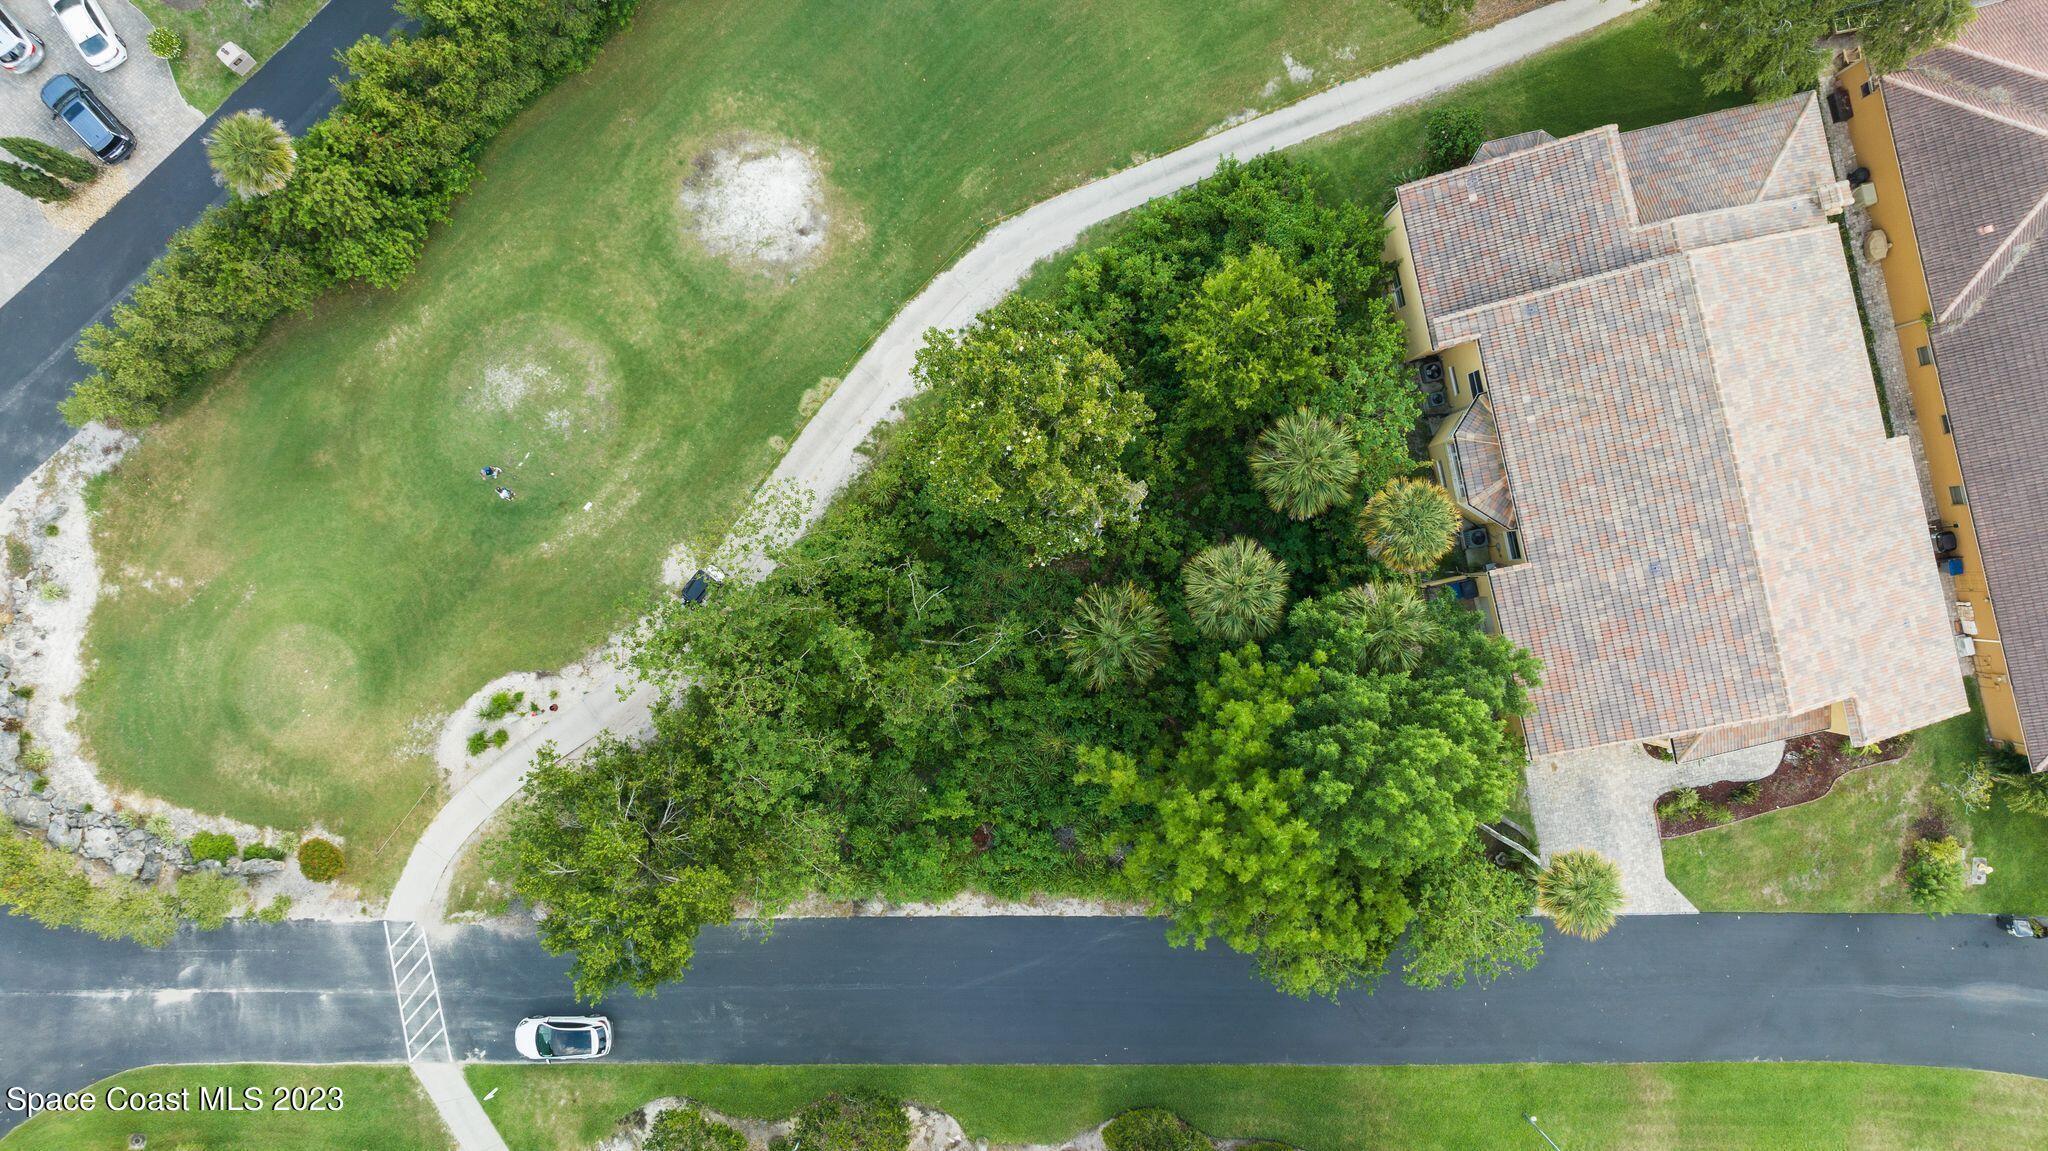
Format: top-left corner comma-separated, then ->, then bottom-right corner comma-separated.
1656,732 -> 1909,837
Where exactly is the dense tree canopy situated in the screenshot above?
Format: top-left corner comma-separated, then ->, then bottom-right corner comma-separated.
516,155 -> 1544,1002
1658,0 -> 1974,98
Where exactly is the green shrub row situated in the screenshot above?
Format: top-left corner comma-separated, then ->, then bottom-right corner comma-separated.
60,0 -> 642,428
0,834 -> 245,944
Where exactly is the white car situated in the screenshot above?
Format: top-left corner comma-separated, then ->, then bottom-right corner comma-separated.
49,0 -> 122,72
513,1015 -> 612,1061
0,4 -> 44,74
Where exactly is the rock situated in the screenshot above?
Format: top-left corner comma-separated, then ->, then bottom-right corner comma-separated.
197,859 -> 222,873
138,857 -> 161,884
6,795 -> 51,828
232,858 -> 284,877
45,817 -> 79,851
80,826 -> 119,860
110,849 -> 145,879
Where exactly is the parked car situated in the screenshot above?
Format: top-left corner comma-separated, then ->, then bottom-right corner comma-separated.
40,72 -> 130,162
0,4 -> 44,74
1997,914 -> 2047,939
514,1015 -> 611,1061
48,0 -> 121,72
680,565 -> 727,606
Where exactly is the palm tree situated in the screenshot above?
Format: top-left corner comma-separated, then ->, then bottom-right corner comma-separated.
1182,537 -> 1289,643
205,110 -> 296,198
1061,583 -> 1170,691
1537,849 -> 1624,940
1335,582 -> 1441,673
1249,408 -> 1360,520
1359,476 -> 1460,574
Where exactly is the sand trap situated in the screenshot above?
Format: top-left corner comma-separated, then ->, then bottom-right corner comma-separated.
679,138 -> 831,272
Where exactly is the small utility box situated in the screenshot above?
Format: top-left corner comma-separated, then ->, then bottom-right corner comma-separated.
217,42 -> 256,76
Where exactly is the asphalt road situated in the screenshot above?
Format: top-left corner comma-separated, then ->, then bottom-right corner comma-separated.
0,0 -> 404,489
1,913 -> 2044,1133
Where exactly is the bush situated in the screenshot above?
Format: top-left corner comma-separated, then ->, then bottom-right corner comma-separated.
1728,781 -> 1764,806
466,730 -> 489,756
60,0 -> 643,428
1904,835 -> 1965,914
1103,1109 -> 1210,1151
144,814 -> 176,840
478,690 -> 525,722
239,841 -> 289,862
296,838 -> 346,882
791,1093 -> 910,1151
1656,787 -> 1704,821
1423,105 -> 1486,173
174,870 -> 244,930
1999,769 -> 2048,818
255,894 -> 294,923
0,136 -> 96,184
20,746 -> 51,772
146,26 -> 186,59
186,831 -> 237,863
491,728 -> 510,749
0,160 -> 70,203
646,1106 -> 747,1151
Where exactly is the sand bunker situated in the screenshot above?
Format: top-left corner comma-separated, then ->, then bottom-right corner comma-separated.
679,138 -> 831,272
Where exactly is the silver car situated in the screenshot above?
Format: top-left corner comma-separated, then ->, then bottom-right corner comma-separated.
49,0 -> 122,72
513,1015 -> 612,1061
0,4 -> 44,74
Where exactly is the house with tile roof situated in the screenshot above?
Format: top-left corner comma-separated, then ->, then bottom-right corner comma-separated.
1837,0 -> 2048,768
1383,94 -> 1968,761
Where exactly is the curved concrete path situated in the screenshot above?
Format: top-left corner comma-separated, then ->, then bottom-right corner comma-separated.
388,0 -> 1646,928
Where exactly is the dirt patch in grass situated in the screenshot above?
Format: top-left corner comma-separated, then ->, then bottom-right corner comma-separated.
679,136 -> 835,274
1658,733 -> 1911,837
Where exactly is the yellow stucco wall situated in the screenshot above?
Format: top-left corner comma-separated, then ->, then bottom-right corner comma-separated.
1841,60 -> 2026,752
1383,206 -> 1432,360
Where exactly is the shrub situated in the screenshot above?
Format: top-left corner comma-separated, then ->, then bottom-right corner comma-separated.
43,523 -> 61,539
466,730 -> 489,756
36,581 -> 67,601
239,841 -> 289,862
790,1092 -> 911,1151
1423,105 -> 1486,173
1999,769 -> 2048,818
146,26 -> 186,59
1656,788 -> 1704,822
186,831 -> 237,863
1102,1109 -> 1210,1151
491,728 -> 510,749
1904,835 -> 1965,914
255,894 -> 294,923
296,838 -> 345,882
144,814 -> 176,840
0,160 -> 71,202
0,136 -> 97,184
646,1106 -> 747,1151
1728,781 -> 1764,807
478,690 -> 525,722
20,746 -> 52,772
174,870 -> 245,930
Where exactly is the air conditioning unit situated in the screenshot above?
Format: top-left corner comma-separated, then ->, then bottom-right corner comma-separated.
1417,357 -> 1446,386
1425,389 -> 1450,413
1957,634 -> 1977,658
1461,526 -> 1491,550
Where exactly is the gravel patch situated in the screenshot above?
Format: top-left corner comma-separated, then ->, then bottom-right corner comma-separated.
679,136 -> 831,273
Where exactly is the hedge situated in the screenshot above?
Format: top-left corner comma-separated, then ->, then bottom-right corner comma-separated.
0,834 -> 243,944
61,0 -> 641,428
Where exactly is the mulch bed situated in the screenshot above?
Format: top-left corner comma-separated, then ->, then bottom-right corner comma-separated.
1655,731 -> 1911,838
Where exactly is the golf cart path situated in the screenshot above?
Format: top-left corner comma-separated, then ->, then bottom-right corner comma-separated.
387,0 -> 1647,926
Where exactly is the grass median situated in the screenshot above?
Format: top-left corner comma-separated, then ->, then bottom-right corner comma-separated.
0,1065 -> 446,1150
467,1061 -> 2048,1150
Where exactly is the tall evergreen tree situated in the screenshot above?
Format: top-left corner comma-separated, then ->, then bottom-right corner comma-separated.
0,137 -> 95,184
0,161 -> 70,203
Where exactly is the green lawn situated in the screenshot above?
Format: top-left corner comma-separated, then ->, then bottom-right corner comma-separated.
468,1062 -> 2048,1151
136,0 -> 329,114
83,0 -> 1468,894
0,1065 -> 449,1150
1666,689 -> 2048,912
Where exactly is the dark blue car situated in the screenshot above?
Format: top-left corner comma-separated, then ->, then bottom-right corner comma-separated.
39,72 -> 131,163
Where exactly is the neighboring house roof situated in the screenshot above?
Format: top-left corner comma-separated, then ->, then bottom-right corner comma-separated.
1394,96 -> 1965,757
1883,0 -> 2048,766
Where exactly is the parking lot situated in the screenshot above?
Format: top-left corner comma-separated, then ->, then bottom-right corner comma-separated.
0,0 -> 199,302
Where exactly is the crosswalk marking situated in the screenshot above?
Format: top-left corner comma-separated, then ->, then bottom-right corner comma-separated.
382,920 -> 453,1062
